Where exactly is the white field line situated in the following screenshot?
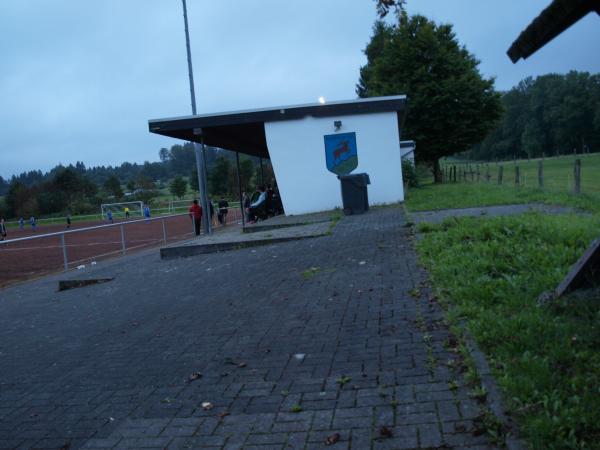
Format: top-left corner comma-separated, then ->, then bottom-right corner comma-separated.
0,238 -> 165,252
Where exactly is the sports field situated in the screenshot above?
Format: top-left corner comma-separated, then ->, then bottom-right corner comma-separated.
0,211 -> 240,288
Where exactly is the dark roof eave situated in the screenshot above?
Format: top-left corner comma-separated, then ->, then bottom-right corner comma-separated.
508,0 -> 600,63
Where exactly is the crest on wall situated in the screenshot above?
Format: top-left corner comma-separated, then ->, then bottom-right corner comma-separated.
324,132 -> 358,176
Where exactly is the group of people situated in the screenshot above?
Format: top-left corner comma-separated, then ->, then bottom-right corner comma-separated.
242,184 -> 283,223
0,216 -> 37,241
188,197 -> 231,236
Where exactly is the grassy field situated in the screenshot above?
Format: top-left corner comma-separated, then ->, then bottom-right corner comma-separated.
406,159 -> 600,449
416,214 -> 600,449
406,153 -> 600,213
443,153 -> 600,194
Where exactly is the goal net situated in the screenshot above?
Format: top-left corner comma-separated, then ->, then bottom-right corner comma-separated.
168,198 -> 197,213
101,201 -> 143,220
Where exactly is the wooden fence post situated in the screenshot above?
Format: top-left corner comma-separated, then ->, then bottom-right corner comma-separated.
485,164 -> 490,182
574,159 -> 581,193
515,165 -> 520,187
498,165 -> 503,185
453,165 -> 457,183
476,165 -> 480,182
538,160 -> 544,188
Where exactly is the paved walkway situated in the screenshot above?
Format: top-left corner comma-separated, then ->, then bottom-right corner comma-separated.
0,207 -> 495,450
409,203 -> 579,224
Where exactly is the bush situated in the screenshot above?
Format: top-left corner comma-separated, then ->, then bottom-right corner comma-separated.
402,159 -> 418,187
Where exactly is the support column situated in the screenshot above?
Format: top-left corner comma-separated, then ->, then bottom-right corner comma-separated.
236,152 -> 245,226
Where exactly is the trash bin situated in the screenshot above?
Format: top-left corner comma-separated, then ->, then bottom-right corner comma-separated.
338,173 -> 370,215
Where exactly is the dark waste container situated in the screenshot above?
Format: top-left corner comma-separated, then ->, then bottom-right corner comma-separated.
338,173 -> 370,215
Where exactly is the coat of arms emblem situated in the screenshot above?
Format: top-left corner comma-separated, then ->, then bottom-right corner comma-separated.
324,132 -> 358,176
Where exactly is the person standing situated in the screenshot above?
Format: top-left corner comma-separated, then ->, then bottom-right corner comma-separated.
106,210 -> 114,224
188,199 -> 202,236
242,192 -> 251,223
18,217 -> 24,231
218,197 -> 229,225
143,205 -> 151,223
29,216 -> 36,231
66,213 -> 72,229
124,207 -> 130,219
0,218 -> 7,241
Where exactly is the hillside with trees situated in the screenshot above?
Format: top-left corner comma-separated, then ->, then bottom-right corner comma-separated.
0,144 -> 270,220
469,71 -> 600,160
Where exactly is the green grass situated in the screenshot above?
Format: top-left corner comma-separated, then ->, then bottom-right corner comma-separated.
406,153 -> 600,213
405,183 -> 600,213
416,213 -> 600,449
450,153 -> 600,194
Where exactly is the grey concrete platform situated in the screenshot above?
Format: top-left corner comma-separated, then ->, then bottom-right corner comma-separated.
242,211 -> 335,233
0,207 -> 501,450
161,220 -> 332,259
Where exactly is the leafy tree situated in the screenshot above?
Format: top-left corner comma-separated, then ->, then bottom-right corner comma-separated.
471,72 -> 600,160
53,167 -> 87,209
374,0 -> 405,17
103,175 -> 123,199
135,175 -> 157,205
209,157 -> 231,196
189,166 -> 199,194
126,179 -> 136,192
5,181 -> 32,218
159,147 -> 171,162
357,15 -> 502,181
239,158 -> 255,192
169,176 -> 188,199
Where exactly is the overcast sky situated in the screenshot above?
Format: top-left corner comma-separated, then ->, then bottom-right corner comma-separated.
1,1 -> 599,179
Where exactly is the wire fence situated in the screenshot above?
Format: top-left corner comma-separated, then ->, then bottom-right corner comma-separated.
0,208 -> 242,288
441,153 -> 600,195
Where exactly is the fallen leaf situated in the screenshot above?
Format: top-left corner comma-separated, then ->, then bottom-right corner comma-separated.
325,432 -> 340,445
187,372 -> 202,383
238,362 -> 247,368
379,426 -> 393,438
202,401 -> 213,410
217,410 -> 230,419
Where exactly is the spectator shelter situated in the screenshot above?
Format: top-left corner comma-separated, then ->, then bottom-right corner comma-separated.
148,95 -> 408,215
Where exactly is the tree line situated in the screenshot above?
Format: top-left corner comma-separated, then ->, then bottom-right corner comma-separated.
0,144 -> 271,220
469,71 -> 600,161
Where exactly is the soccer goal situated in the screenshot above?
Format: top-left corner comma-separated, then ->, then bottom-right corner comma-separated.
101,201 -> 143,220
168,198 -> 196,213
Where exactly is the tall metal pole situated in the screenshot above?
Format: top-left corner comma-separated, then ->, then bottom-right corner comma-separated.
236,152 -> 245,226
182,0 -> 212,234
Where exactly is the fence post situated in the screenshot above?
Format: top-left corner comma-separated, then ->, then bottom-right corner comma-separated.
515,165 -> 520,187
453,165 -> 456,183
476,165 -> 480,182
470,166 -> 474,182
498,165 -> 503,185
574,159 -> 581,193
61,233 -> 68,271
485,164 -> 490,182
538,160 -> 544,188
120,224 -> 126,255
162,218 -> 167,244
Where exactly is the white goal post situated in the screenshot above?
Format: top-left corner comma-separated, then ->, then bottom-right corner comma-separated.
100,201 -> 143,219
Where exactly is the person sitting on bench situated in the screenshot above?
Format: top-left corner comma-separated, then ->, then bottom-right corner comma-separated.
249,186 -> 267,222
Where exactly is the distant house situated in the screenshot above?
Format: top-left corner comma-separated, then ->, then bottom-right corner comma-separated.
400,140 -> 416,166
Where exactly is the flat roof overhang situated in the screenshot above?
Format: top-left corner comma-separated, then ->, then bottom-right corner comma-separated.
508,0 -> 600,63
148,95 -> 408,158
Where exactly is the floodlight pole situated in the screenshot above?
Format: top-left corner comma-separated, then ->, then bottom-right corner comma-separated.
182,0 -> 211,235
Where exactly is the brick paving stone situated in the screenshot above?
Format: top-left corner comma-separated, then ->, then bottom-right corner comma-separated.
0,207 -> 499,449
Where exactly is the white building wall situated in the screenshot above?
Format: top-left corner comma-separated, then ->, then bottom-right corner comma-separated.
264,111 -> 404,215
